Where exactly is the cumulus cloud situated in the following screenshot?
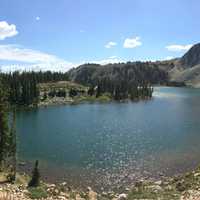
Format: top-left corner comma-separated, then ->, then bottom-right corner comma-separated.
0,63 -> 75,73
0,44 -> 126,72
0,21 -> 18,40
0,45 -> 74,72
0,45 -> 63,63
89,56 -> 124,65
105,41 -> 117,48
36,16 -> 40,21
0,55 -> 124,72
166,44 -> 193,52
123,36 -> 142,48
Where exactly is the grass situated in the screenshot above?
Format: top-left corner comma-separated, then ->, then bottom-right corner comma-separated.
127,188 -> 181,200
126,167 -> 200,200
97,94 -> 112,102
73,94 -> 111,104
28,187 -> 48,199
38,81 -> 88,92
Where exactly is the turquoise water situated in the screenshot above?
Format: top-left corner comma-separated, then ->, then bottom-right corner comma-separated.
16,87 -> 200,190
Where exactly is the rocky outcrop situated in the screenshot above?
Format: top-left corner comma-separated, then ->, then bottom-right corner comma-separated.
180,43 -> 200,68
166,43 -> 200,88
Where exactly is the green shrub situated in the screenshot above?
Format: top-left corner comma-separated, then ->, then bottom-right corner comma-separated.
28,187 -> 48,199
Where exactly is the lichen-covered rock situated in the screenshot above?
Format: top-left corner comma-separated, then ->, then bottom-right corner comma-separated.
117,193 -> 127,200
87,187 -> 97,200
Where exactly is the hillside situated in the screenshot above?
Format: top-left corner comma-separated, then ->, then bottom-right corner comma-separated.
167,43 -> 200,87
180,43 -> 200,68
68,62 -> 168,86
67,43 -> 200,88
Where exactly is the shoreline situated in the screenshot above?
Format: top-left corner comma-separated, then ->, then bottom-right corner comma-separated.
16,156 -> 200,192
1,165 -> 200,199
37,96 -> 153,108
14,85 -> 194,109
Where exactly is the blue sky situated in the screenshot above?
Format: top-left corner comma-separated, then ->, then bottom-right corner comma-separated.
0,0 -> 199,71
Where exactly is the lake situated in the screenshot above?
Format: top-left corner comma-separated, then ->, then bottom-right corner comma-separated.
16,87 -> 200,190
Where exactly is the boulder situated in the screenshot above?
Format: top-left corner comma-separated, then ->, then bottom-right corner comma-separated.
117,193 -> 127,200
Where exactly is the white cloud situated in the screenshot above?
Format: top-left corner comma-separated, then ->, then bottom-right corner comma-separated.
80,29 -> 85,33
0,45 -> 62,63
0,63 -> 75,73
0,21 -> 18,40
164,56 -> 174,60
89,56 -> 124,65
105,41 -> 117,48
0,45 -> 126,72
108,56 -> 117,59
123,36 -> 142,48
0,56 -> 124,73
166,44 -> 193,52
36,16 -> 40,21
0,45 -> 74,72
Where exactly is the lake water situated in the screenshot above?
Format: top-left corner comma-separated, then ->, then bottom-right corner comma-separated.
16,87 -> 200,190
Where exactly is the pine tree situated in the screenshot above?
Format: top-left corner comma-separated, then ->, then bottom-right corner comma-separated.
0,78 -> 17,181
96,85 -> 102,98
8,110 -> 17,182
28,160 -> 40,187
87,86 -> 94,96
0,79 -> 9,169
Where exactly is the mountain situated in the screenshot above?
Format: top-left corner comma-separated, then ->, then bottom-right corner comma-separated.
68,43 -> 200,88
180,43 -> 200,68
68,62 -> 168,86
168,43 -> 200,87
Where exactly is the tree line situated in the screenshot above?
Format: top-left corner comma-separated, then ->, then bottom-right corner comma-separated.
0,61 -> 167,106
0,78 -> 41,186
68,62 -> 163,100
0,78 -> 16,182
0,71 -> 69,105
88,78 -> 154,100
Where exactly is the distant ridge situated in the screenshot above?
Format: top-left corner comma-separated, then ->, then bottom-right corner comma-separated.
180,43 -> 200,68
68,62 -> 168,86
68,43 -> 200,88
168,43 -> 200,87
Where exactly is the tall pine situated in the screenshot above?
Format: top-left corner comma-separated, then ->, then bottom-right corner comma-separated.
0,78 -> 9,169
0,78 -> 17,181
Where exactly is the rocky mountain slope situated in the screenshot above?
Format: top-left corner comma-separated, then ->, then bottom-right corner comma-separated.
180,43 -> 200,68
167,43 -> 200,87
68,62 -> 168,86
68,43 -> 200,88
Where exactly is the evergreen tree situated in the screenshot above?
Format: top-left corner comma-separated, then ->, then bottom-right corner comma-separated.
69,89 -> 77,97
0,79 -> 17,181
42,92 -> 48,101
8,110 -> 17,182
96,85 -> 102,98
0,79 -> 9,169
0,71 -> 69,106
28,160 -> 40,187
87,86 -> 95,96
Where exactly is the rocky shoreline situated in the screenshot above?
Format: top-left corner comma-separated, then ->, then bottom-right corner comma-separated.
2,166 -> 200,199
37,95 -> 112,107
